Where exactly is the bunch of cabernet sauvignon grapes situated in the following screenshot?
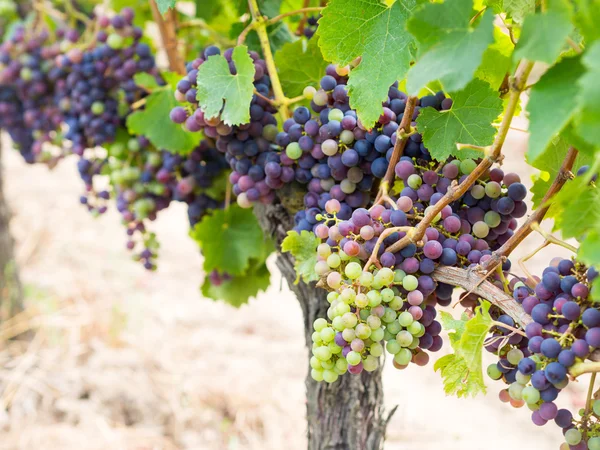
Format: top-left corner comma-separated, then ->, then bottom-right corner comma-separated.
486,258 -> 600,449
170,46 -> 281,205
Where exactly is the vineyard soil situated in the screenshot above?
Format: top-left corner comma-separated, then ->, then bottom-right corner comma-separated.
0,129 -> 586,448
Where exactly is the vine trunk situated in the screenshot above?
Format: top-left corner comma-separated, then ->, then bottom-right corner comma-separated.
0,140 -> 23,321
255,200 -> 390,450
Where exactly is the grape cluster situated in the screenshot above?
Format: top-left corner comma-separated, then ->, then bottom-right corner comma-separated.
169,46 -> 281,206
302,15 -> 320,39
486,259 -> 600,449
0,86 -> 34,162
57,8 -> 157,152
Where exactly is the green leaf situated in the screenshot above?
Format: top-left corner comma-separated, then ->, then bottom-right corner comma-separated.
196,45 -> 256,126
575,42 -> 600,146
503,0 -> 536,22
133,72 -> 160,91
156,0 -> 176,13
579,230 -> 600,268
460,302 -> 493,375
417,79 -> 503,161
513,0 -> 573,64
191,205 -> 270,275
574,0 -> 600,44
475,26 -> 514,90
526,56 -> 585,165
317,0 -> 417,128
434,354 -> 486,398
275,38 -> 328,97
126,88 -> 202,154
201,259 -> 271,306
554,180 -> 600,239
281,230 -> 320,283
407,0 -> 495,94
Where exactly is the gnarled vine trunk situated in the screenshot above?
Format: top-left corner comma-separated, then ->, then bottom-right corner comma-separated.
256,201 -> 390,450
0,140 -> 23,320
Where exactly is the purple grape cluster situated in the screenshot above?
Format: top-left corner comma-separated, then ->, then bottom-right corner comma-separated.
486,259 -> 600,449
0,86 -> 34,162
57,8 -> 157,152
169,46 -> 281,206
303,15 -> 320,39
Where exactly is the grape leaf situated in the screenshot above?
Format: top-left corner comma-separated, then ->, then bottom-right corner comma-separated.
406,0 -> 495,94
417,79 -> 503,161
459,302 -> 493,376
574,42 -> 600,146
196,45 -> 256,126
275,38 -> 328,97
201,259 -> 271,306
503,0 -> 536,22
434,307 -> 488,398
156,0 -> 176,13
126,88 -> 202,154
281,230 -> 320,284
579,230 -> 600,269
513,0 -> 573,64
553,180 -> 600,239
133,72 -> 160,91
317,0 -> 417,128
475,27 -> 514,90
526,56 -> 585,165
574,0 -> 600,44
191,205 -> 270,276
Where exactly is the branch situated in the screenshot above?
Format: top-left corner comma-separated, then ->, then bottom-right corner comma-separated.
150,0 -> 186,75
373,96 -> 418,203
246,0 -> 290,121
431,266 -> 532,328
386,60 -> 535,255
480,147 -> 578,273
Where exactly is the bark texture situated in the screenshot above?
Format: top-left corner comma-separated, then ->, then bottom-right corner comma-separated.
255,200 -> 389,450
0,141 -> 23,320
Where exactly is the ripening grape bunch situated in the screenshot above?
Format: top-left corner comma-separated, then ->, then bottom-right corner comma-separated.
0,86 -> 34,162
486,258 -> 600,449
170,46 -> 281,206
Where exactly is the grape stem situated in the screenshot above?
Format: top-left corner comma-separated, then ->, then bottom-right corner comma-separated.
530,222 -> 578,253
246,0 -> 291,121
385,60 -> 535,255
363,226 -> 414,272
490,320 -> 527,337
571,362 -> 600,378
150,0 -> 186,75
295,0 -> 312,35
479,147 -> 578,274
373,96 -> 418,204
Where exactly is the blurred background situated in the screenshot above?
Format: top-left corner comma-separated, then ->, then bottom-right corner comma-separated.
0,118 -> 590,450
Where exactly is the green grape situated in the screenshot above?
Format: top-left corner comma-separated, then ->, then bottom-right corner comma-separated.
394,348 -> 412,366
565,429 -> 582,446
91,101 -> 105,115
403,275 -> 418,291
340,130 -> 355,145
313,318 -> 328,332
327,292 -> 339,304
323,369 -> 339,383
508,382 -> 524,401
327,254 -> 341,268
317,243 -> 332,258
593,399 -> 600,416
381,288 -> 395,302
387,321 -> 401,335
484,181 -> 502,198
521,386 -> 540,404
473,221 -> 490,238
320,327 -> 336,342
515,372 -> 530,385
340,288 -> 356,304
398,311 -> 414,327
471,184 -> 485,199
339,250 -> 350,261
367,315 -> 382,330
407,174 -> 422,189
355,293 -> 368,308
359,272 -> 374,287
394,269 -> 406,283
310,356 -> 322,370
507,348 -> 524,365
332,316 -> 345,331
396,330 -> 413,347
336,302 -> 351,316
342,312 -> 358,328
312,331 -> 322,344
377,268 -> 395,286
286,142 -> 302,159
371,328 -> 385,342
335,358 -> 348,373
356,324 -> 372,339
389,296 -> 404,310
345,262 -> 362,279
382,308 -> 397,323
311,368 -> 324,381
367,290 -> 382,307
407,321 -> 423,336
588,437 -> 600,450
408,336 -> 420,349
484,211 -> 501,228
460,158 -> 477,174
487,364 -> 502,380
314,346 -> 332,361
371,342 -> 384,357
359,309 -> 370,320
313,90 -> 329,106
383,329 -> 395,341
347,351 -> 362,366
424,205 -> 441,223
328,108 -> 344,122
386,340 -> 401,355
328,342 -> 342,354
363,355 -> 379,372
303,86 -> 317,99
342,328 -> 356,342
107,33 -> 124,49
321,359 -> 334,370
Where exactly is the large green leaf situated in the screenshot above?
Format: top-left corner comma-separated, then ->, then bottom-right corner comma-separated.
196,45 -> 256,126
191,205 -> 270,276
574,0 -> 600,44
485,0 -> 535,23
275,38 -> 328,97
281,230 -> 320,284
475,27 -> 514,90
316,0 -> 417,128
407,0 -> 495,94
574,42 -> 600,146
417,79 -> 503,161
201,259 -> 271,306
526,56 -> 585,165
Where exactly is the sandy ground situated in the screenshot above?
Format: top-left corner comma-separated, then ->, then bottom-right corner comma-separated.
0,126 -> 588,450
